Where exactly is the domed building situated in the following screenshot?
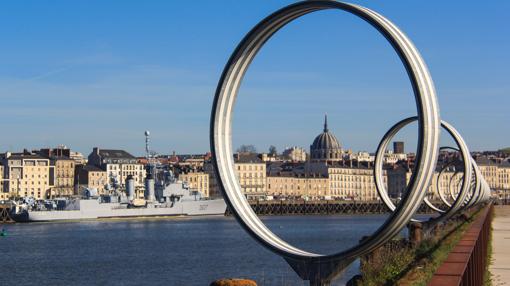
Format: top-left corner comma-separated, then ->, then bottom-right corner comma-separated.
310,115 -> 343,162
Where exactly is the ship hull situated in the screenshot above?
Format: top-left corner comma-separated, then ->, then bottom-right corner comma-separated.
23,199 -> 227,222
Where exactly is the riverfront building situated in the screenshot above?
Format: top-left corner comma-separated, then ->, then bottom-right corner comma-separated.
282,147 -> 308,162
267,160 -> 401,202
327,163 -> 386,201
60,118 -> 510,202
204,153 -> 267,199
0,164 -> 4,200
75,164 -> 108,195
346,151 -> 374,162
178,171 -> 210,198
234,153 -> 267,200
305,116 -> 390,201
35,147 -> 78,197
476,156 -> 510,198
0,148 -> 79,199
205,115 -> 406,201
266,173 -> 329,198
69,151 -> 87,165
386,165 -> 412,199
202,163 -> 219,198
1,152 -> 52,199
87,147 -> 145,189
498,161 -> 510,190
51,158 -> 75,197
178,157 -> 206,169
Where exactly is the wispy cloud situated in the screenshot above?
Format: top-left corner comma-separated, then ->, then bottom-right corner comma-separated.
0,64 -> 217,154
25,66 -> 72,81
62,51 -> 124,66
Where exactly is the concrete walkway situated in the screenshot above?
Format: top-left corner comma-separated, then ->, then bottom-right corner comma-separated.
491,205 -> 510,285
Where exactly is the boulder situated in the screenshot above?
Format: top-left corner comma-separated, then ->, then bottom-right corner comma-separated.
210,278 -> 257,286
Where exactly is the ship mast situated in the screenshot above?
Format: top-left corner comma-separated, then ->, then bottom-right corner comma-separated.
144,130 -> 153,176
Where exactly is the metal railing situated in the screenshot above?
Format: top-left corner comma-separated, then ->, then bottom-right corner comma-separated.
428,203 -> 493,286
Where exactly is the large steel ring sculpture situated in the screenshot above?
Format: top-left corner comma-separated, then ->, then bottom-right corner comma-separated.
373,117 -> 472,224
210,1 -> 490,285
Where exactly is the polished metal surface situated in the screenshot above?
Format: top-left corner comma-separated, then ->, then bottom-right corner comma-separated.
210,1 -> 441,284
373,118 -> 473,223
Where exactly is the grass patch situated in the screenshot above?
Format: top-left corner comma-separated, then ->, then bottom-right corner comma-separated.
484,207 -> 494,286
358,239 -> 414,286
357,207 -> 485,286
396,217 -> 473,285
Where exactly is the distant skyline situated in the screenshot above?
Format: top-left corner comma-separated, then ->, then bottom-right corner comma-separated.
1,1 -> 508,156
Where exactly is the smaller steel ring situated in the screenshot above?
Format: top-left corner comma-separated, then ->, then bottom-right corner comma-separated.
374,117 -> 472,223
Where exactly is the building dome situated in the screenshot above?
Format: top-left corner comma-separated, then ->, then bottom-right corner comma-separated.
310,115 -> 343,162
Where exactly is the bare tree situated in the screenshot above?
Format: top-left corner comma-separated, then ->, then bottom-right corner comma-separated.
269,145 -> 277,156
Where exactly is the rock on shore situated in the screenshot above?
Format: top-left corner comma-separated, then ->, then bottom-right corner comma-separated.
210,278 -> 257,286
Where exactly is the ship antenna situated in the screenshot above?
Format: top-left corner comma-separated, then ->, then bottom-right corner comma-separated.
144,130 -> 152,177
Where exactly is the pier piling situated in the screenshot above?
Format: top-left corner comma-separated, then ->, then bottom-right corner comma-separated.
0,204 -> 15,224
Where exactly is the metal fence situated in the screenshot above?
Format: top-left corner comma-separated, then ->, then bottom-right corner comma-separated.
428,203 -> 493,286
224,200 -> 443,216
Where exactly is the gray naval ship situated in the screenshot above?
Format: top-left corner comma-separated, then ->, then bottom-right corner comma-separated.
10,131 -> 226,222
12,173 -> 226,222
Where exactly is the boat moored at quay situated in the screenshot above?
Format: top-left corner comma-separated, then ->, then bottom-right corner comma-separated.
8,131 -> 226,222
10,179 -> 227,222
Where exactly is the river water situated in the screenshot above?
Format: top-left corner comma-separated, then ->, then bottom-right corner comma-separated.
0,215 -> 407,285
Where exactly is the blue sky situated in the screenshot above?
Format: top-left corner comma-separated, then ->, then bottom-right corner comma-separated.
0,1 -> 508,156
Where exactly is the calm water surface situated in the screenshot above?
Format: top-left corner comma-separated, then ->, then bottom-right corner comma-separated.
0,215 -> 407,285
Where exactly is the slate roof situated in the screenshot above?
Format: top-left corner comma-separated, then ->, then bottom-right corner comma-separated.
98,149 -> 135,159
475,156 -> 496,166
82,165 -> 105,172
235,153 -> 263,163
